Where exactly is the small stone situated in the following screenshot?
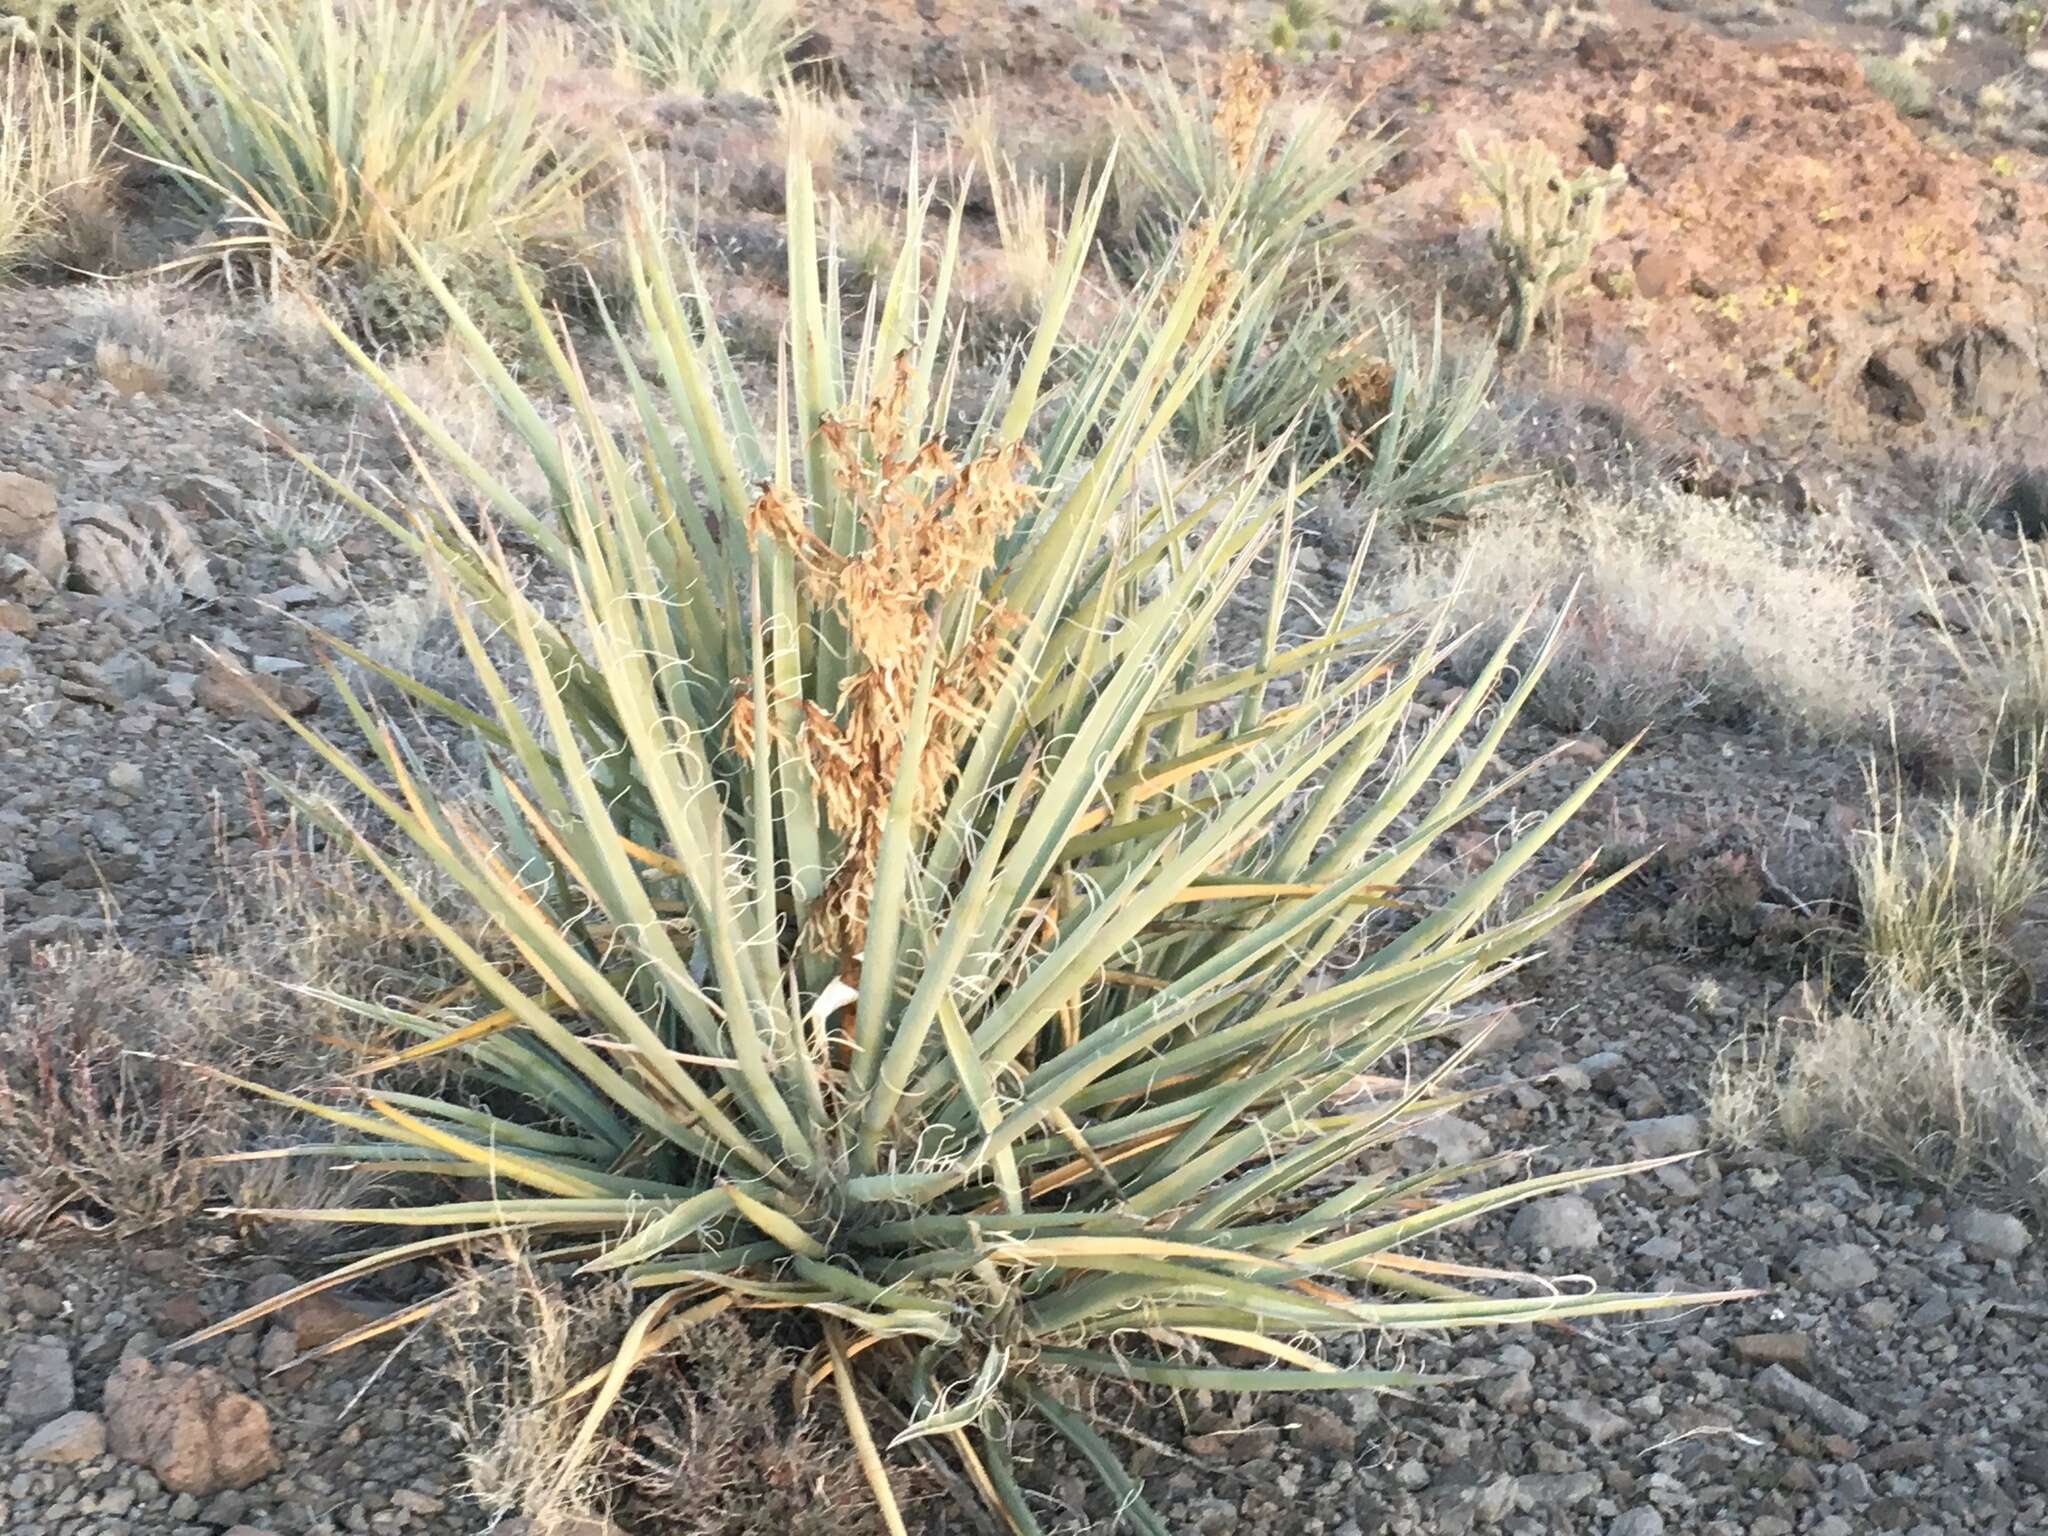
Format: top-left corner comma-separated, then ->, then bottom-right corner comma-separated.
1609,1511 -> 1665,1536
1952,1207 -> 2029,1261
1732,1332 -> 1811,1370
1510,1194 -> 1604,1252
1626,1114 -> 1704,1157
0,472 -> 66,585
1864,1437 -> 1936,1473
1632,248 -> 1688,299
196,654 -> 317,719
103,1356 -> 279,1494
1288,1402 -> 1354,1456
17,1410 -> 106,1464
1754,1364 -> 1871,1438
1796,1241 -> 1878,1294
5,1340 -> 76,1426
1557,1399 -> 1629,1446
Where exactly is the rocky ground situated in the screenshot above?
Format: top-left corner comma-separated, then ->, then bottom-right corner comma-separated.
5,1 -> 2048,1534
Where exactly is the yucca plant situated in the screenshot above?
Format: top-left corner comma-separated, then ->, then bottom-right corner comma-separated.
593,0 -> 802,96
1113,52 -> 1387,269
1077,232 -> 1503,519
181,156 -> 1738,1532
97,0 -> 587,277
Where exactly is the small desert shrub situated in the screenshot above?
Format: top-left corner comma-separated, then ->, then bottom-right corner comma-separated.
188,153 -> 1736,1532
1387,489 -> 1892,738
594,0 -> 801,95
101,0 -> 588,278
1114,52 -> 1387,267
1863,52 -> 1935,118
1379,0 -> 1447,33
0,37 -> 116,273
1459,133 -> 1625,353
0,943 -> 226,1233
1712,979 -> 2048,1213
80,280 -> 224,393
449,1248 -> 881,1536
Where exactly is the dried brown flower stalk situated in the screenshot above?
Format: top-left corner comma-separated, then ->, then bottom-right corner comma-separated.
1214,51 -> 1273,178
748,353 -> 1038,959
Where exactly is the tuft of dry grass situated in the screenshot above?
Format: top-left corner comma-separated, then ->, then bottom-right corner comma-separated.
1934,542 -> 2048,782
1854,771 -> 2045,1011
79,280 -> 225,395
1714,769 -> 2048,1213
0,806 -> 480,1238
446,1245 -> 881,1536
0,37 -> 118,274
0,942 -> 225,1234
1712,980 -> 2048,1213
980,156 -> 1057,320
774,85 -> 854,180
1387,488 -> 1895,739
830,194 -> 898,291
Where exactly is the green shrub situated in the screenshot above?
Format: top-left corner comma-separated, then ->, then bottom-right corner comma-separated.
186,156 -> 1737,1532
99,0 -> 588,277
1862,53 -> 1935,119
1459,133 -> 1625,353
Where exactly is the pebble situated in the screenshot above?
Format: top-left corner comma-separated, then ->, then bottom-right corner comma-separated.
5,1341 -> 76,1426
1509,1194 -> 1604,1251
1795,1241 -> 1879,1293
16,1410 -> 105,1464
1754,1363 -> 1872,1438
1951,1207 -> 2030,1261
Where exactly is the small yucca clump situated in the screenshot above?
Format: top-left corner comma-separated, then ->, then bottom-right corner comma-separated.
1113,52 -> 1387,269
594,0 -> 803,96
98,0 -> 588,281
184,156 -> 1739,1532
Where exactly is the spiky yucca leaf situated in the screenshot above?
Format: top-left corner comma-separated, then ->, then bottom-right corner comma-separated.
98,0 -> 586,274
190,156 -> 1742,1533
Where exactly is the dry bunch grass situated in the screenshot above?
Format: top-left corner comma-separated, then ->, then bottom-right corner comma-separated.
0,806 -> 471,1238
1387,487 -> 1895,739
1712,980 -> 2048,1213
446,1244 -> 882,1536
1714,770 -> 2048,1212
0,37 -> 118,273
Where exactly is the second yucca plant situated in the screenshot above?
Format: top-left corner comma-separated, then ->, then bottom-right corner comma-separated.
100,0 -> 586,275
187,156 -> 1737,1531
